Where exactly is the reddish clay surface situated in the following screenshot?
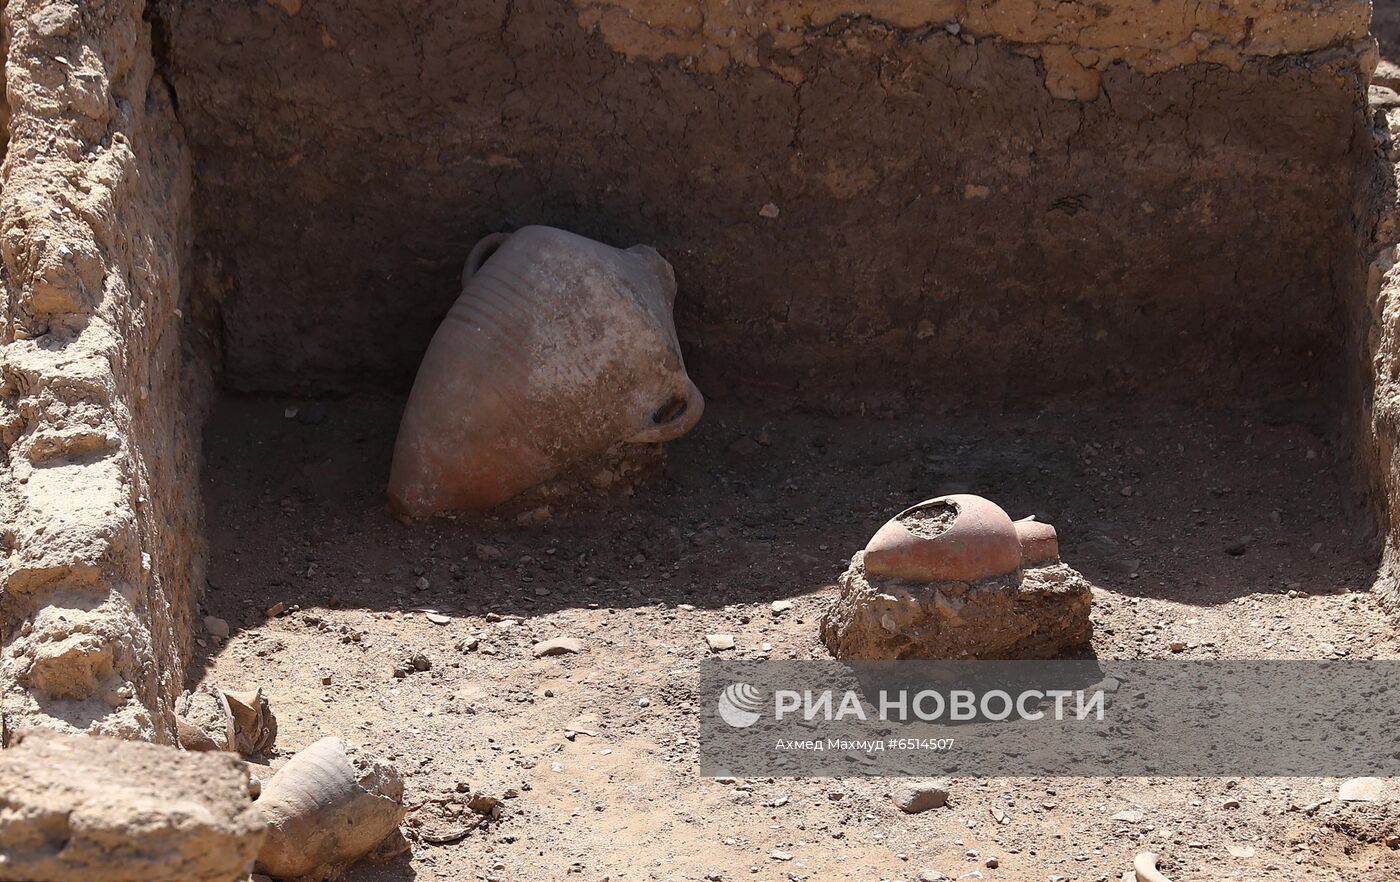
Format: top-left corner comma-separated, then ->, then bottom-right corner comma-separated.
865,494 -> 1026,583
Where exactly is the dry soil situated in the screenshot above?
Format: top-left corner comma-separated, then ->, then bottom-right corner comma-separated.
192,394 -> 1399,882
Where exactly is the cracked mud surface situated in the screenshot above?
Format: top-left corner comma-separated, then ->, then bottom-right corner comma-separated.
194,395 -> 1398,881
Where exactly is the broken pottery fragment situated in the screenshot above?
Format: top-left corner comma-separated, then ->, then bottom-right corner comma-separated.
176,685 -> 235,753
254,736 -> 408,882
1131,852 -> 1173,882
388,226 -> 704,515
176,685 -> 277,757
225,688 -> 279,756
821,495 -> 1090,660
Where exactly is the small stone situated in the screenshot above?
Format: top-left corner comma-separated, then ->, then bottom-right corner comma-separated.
919,871 -> 949,882
467,793 -> 503,815
893,782 -> 949,813
706,634 -> 736,651
265,602 -> 285,618
1222,798 -> 1240,809
728,436 -> 761,457
1338,777 -> 1386,802
415,576 -> 430,591
474,543 -> 503,561
425,613 -> 451,625
1224,537 -> 1251,556
1227,844 -> 1255,858
1120,485 -> 1133,497
1110,810 -> 1144,823
516,505 -> 552,526
321,675 -> 332,686
770,849 -> 792,861
984,857 -> 999,868
203,616 -> 230,639
411,653 -> 432,672
533,637 -> 585,657
758,202 -> 781,219
771,600 -> 794,614
1169,640 -> 1187,653
638,697 -> 650,708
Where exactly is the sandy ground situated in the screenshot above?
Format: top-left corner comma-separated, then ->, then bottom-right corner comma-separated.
194,395 -> 1399,882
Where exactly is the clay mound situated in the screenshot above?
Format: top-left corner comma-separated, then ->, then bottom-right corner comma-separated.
820,551 -> 1092,660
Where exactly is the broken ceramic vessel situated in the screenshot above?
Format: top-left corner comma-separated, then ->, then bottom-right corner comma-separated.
389,226 -> 704,515
254,736 -> 408,881
175,685 -> 277,757
863,494 -> 1059,583
820,495 -> 1088,660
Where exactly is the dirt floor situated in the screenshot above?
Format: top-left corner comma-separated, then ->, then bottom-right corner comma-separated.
192,394 -> 1399,882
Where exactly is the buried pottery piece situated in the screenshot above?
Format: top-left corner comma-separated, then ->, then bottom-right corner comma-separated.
821,495 -> 1091,660
253,736 -> 408,882
224,688 -> 278,756
176,685 -> 278,757
389,226 -> 704,515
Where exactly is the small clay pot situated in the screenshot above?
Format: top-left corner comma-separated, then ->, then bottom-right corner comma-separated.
865,495 -> 1022,583
864,495 -> 1059,583
388,226 -> 703,515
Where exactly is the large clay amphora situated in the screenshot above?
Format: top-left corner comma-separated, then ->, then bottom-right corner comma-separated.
389,226 -> 703,515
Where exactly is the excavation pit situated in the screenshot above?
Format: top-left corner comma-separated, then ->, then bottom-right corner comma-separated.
4,1 -> 1400,880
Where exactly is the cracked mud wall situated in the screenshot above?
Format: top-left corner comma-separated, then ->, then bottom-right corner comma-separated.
0,0 -> 203,743
164,0 -> 1373,410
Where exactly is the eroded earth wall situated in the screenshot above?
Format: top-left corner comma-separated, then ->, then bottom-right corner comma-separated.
0,0 -> 202,743
164,0 -> 1374,409
1363,90 -> 1400,605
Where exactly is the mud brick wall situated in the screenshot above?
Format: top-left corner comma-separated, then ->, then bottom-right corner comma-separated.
163,0 -> 1375,410
0,0 -> 204,743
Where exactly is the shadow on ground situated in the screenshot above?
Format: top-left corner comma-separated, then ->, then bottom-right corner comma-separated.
189,391 -> 1379,687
